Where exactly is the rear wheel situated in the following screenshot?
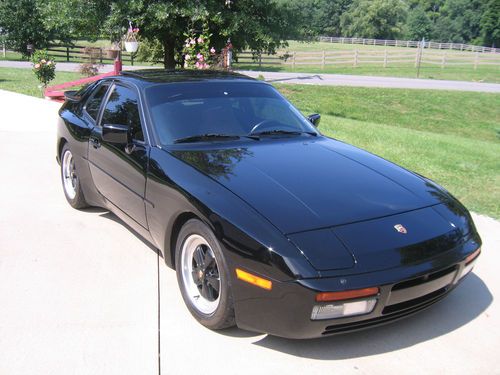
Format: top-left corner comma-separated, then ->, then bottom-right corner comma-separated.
175,219 -> 235,329
60,144 -> 88,209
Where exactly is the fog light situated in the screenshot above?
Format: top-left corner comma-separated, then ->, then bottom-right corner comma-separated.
311,298 -> 377,320
459,262 -> 476,279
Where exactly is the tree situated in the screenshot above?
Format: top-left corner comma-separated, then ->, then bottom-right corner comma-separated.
103,0 -> 296,69
405,5 -> 434,40
433,0 -> 484,43
0,0 -> 53,55
38,0 -> 110,43
480,0 -> 500,47
340,0 -> 408,39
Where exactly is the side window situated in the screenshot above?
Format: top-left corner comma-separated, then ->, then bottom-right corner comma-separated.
101,85 -> 144,142
85,84 -> 109,121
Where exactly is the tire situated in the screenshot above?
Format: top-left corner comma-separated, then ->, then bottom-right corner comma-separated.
175,219 -> 235,330
60,144 -> 88,209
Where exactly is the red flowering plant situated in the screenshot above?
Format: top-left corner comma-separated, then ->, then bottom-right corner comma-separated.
31,49 -> 56,88
182,30 -> 217,69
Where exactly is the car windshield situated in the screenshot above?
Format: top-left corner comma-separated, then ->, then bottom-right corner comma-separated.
145,81 -> 318,145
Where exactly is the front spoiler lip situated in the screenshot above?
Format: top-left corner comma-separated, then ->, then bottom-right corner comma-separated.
233,252 -> 479,339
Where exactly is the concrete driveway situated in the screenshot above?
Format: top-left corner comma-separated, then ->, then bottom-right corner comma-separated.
0,89 -> 498,375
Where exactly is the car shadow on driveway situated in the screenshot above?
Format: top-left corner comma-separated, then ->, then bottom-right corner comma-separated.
253,273 -> 491,359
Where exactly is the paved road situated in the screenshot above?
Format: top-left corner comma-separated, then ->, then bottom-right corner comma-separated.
0,89 -> 499,374
2,60 -> 500,92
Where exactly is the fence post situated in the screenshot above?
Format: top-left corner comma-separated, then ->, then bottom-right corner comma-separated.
321,50 -> 325,69
384,49 -> 387,68
441,51 -> 447,68
474,52 -> 479,70
353,49 -> 358,67
66,46 -> 70,62
2,42 -> 5,58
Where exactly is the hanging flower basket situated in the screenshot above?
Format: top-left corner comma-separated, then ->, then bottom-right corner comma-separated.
123,22 -> 140,53
124,41 -> 139,53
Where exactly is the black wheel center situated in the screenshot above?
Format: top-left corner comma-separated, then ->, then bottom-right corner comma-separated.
192,245 -> 220,301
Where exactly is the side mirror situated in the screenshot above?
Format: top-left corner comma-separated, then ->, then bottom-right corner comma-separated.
307,113 -> 321,127
102,123 -> 129,144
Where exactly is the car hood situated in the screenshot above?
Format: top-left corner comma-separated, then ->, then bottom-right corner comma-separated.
172,136 -> 448,235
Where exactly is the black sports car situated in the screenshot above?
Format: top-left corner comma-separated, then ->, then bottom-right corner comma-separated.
57,69 -> 481,339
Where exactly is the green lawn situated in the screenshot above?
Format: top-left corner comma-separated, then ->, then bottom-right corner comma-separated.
0,67 -> 82,97
0,67 -> 498,218
275,84 -> 500,219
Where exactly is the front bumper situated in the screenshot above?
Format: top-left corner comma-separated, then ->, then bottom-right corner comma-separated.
232,249 -> 480,339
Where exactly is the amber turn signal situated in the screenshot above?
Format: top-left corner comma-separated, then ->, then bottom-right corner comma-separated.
236,268 -> 272,290
316,287 -> 379,302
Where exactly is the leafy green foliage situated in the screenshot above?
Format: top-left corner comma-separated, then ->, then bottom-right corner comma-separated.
0,0 -> 52,55
481,0 -> 500,47
31,49 -> 56,86
38,0 -> 110,42
405,5 -> 434,40
103,0 -> 295,69
340,0 -> 408,39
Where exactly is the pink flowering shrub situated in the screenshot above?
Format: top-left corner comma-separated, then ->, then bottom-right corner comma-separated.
31,49 -> 56,87
182,30 -> 217,70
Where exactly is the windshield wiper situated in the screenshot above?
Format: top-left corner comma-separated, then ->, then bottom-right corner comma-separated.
249,129 -> 317,137
174,133 -> 240,144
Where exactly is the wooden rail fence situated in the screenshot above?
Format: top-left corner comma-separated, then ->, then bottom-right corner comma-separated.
318,36 -> 500,54
235,49 -> 500,70
45,44 -> 136,65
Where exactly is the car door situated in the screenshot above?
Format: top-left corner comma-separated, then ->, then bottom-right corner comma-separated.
87,82 -> 149,228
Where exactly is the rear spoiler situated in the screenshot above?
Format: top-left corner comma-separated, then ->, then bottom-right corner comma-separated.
64,90 -> 83,102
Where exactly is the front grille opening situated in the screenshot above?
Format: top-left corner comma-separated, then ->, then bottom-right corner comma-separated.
392,265 -> 457,291
382,287 -> 447,315
322,289 -> 447,335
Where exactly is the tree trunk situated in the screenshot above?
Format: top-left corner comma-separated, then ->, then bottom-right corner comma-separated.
163,35 -> 176,69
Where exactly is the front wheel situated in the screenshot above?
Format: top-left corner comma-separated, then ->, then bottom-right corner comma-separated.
175,219 -> 235,329
60,144 -> 88,209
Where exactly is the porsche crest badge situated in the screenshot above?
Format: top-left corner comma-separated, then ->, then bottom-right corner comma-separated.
394,224 -> 407,234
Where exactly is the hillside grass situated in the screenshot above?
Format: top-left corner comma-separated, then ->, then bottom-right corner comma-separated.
0,67 -> 498,218
275,84 -> 500,218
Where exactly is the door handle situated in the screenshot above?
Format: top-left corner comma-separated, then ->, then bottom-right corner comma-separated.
90,137 -> 101,149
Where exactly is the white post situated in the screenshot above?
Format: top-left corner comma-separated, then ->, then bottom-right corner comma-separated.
441,51 -> 447,68
321,50 -> 325,69
354,49 -> 358,67
2,42 -> 5,58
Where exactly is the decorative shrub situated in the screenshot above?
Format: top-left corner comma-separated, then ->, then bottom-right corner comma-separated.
31,49 -> 56,87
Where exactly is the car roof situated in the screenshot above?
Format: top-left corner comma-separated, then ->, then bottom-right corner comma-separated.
116,69 -> 257,86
